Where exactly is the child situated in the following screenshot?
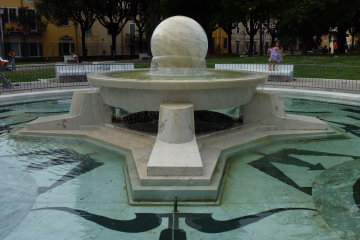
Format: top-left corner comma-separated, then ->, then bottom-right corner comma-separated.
8,48 -> 16,71
268,40 -> 283,71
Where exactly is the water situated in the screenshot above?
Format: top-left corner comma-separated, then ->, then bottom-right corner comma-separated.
107,69 -> 250,80
1,98 -> 360,240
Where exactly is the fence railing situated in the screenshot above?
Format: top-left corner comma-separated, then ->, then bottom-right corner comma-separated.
0,63 -> 134,94
1,63 -> 360,94
215,63 -> 360,92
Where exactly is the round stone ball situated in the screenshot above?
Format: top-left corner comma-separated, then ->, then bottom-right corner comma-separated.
151,16 -> 208,59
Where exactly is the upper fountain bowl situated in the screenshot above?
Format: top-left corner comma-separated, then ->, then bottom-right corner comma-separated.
87,16 -> 267,112
150,16 -> 208,75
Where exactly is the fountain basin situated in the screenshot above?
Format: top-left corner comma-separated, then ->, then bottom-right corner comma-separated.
87,69 -> 267,111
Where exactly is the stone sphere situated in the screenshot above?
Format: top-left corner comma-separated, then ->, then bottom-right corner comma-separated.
151,16 -> 208,61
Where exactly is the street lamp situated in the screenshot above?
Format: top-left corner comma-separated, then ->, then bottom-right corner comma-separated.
0,5 -> 4,58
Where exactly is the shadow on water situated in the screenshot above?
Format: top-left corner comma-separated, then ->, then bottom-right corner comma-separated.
34,207 -> 315,240
249,148 -> 360,196
354,179 -> 360,210
0,148 -> 104,195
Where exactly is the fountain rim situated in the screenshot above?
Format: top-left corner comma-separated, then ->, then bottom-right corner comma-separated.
87,69 -> 268,90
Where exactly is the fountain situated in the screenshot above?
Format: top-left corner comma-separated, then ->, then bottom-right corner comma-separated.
17,16 -> 333,203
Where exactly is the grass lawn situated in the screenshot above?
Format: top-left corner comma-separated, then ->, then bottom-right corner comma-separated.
2,68 -> 55,83
131,55 -> 360,80
206,54 -> 360,66
3,54 -> 359,83
207,54 -> 360,80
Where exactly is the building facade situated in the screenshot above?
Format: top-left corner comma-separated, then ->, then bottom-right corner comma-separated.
0,0 -> 146,58
81,21 -> 147,57
1,0 -> 78,58
211,23 -> 272,55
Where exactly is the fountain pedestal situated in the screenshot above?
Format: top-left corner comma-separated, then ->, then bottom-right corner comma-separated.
147,104 -> 203,176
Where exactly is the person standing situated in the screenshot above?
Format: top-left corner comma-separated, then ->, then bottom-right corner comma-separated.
267,40 -> 283,71
8,48 -> 16,71
333,40 -> 338,57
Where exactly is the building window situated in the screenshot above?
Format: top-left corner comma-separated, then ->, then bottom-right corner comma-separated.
224,38 -> 228,49
236,26 -> 240,34
86,26 -> 93,35
8,8 -> 18,23
129,23 -> 136,37
59,42 -> 74,56
29,42 -> 40,56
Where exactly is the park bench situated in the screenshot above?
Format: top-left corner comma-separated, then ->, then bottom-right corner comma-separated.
215,64 -> 294,82
56,63 -> 134,82
64,55 -> 77,64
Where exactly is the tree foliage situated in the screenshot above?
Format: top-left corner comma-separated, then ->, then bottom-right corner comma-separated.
93,0 -> 136,56
160,0 -> 222,53
34,0 -> 96,57
131,0 -> 150,53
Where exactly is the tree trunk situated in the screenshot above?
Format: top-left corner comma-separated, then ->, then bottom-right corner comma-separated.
81,28 -> 87,57
228,31 -> 232,54
301,39 -> 308,55
337,24 -> 347,54
248,33 -> 254,57
271,33 -> 276,45
207,31 -> 214,54
259,25 -> 263,56
139,31 -> 143,53
111,33 -> 117,57
148,0 -> 160,55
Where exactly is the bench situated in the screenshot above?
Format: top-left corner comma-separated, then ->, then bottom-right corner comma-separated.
139,53 -> 151,60
64,55 -> 77,64
215,64 -> 294,82
56,63 -> 135,82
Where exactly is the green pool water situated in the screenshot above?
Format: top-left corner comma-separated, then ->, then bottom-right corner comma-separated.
1,97 -> 360,240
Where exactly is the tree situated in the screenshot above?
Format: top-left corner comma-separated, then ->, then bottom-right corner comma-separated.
147,0 -> 161,54
233,0 -> 268,56
327,0 -> 360,53
34,0 -> 96,57
263,0 -> 290,45
217,0 -> 240,54
93,0 -> 135,56
160,0 -> 221,53
277,0 -> 330,55
131,0 -> 150,53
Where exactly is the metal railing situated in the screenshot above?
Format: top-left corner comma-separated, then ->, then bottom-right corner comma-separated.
216,63 -> 360,93
0,63 -> 134,94
1,63 -> 360,94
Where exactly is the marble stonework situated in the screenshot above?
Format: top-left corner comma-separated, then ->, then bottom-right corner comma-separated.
18,16 -> 334,203
151,16 -> 208,71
